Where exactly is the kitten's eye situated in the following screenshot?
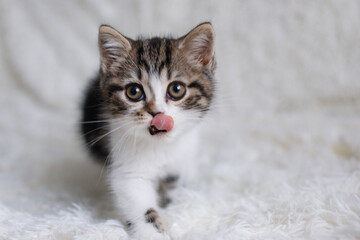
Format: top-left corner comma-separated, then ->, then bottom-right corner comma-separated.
125,84 -> 144,102
167,82 -> 186,100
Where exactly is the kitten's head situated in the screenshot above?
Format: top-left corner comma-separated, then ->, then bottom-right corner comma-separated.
98,23 -> 216,141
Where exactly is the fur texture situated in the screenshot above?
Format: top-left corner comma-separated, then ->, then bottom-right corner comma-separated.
81,23 -> 216,239
1,1 -> 360,240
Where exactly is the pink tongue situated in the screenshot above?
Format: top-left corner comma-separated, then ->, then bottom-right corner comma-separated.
150,113 -> 174,132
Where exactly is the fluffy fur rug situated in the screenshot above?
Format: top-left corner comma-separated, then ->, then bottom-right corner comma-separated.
0,0 -> 359,239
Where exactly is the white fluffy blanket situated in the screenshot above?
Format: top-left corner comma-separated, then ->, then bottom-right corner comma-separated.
1,0 -> 359,239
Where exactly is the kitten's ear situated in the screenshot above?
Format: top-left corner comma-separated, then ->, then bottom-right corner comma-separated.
177,22 -> 215,69
98,25 -> 132,72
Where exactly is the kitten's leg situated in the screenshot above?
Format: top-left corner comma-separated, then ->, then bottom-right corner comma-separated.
110,174 -> 170,240
158,175 -> 179,208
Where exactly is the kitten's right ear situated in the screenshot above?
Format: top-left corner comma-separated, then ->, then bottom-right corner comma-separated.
98,25 -> 132,72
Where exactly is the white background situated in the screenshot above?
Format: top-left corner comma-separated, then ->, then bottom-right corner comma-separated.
0,1 -> 359,239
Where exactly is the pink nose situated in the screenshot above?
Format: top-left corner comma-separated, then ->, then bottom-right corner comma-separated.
150,113 -> 174,132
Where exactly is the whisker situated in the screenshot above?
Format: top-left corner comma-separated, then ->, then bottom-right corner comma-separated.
80,125 -> 110,138
80,119 -> 116,124
111,126 -> 136,162
88,121 -> 133,147
80,119 -> 134,139
132,127 -> 138,154
93,125 -> 137,185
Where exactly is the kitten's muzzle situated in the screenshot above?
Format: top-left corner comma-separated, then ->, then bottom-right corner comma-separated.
148,113 -> 174,135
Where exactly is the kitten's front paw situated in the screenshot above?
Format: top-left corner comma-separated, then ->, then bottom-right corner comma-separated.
130,208 -> 171,240
145,208 -> 165,231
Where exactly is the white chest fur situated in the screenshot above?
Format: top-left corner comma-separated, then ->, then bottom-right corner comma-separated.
109,127 -> 199,181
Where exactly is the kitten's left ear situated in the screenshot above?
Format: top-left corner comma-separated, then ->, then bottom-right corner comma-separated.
98,25 -> 132,72
177,22 -> 215,70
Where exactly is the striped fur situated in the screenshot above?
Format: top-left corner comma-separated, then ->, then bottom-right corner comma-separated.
80,23 -> 216,239
81,22 -> 216,159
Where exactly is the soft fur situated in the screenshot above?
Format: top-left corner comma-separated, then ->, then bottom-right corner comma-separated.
81,23 -> 216,239
1,1 -> 360,240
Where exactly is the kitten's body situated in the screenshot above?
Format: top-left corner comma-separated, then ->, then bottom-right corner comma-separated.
81,23 -> 216,239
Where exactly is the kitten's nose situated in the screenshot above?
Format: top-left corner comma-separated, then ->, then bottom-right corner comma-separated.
148,111 -> 162,117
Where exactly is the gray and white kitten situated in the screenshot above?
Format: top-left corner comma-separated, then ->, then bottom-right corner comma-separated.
81,22 -> 216,239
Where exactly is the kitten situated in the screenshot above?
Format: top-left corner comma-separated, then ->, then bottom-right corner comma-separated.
81,22 -> 216,239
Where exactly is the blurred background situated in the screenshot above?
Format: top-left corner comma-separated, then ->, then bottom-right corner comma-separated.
0,0 -> 359,239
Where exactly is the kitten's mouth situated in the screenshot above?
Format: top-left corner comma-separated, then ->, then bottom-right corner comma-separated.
148,113 -> 174,136
148,126 -> 167,135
